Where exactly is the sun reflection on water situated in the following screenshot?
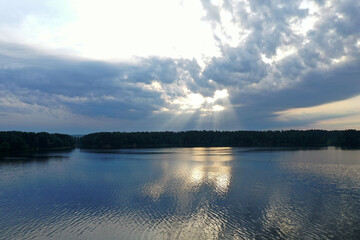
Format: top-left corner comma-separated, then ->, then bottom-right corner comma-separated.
143,147 -> 233,200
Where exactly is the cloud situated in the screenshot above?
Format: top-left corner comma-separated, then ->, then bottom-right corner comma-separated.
0,0 -> 66,26
198,0 -> 360,129
0,0 -> 360,132
274,94 -> 360,129
200,0 -> 221,25
0,0 -> 220,61
0,42 -> 228,131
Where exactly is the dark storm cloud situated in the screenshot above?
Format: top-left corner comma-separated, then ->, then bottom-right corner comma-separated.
0,43 -> 203,122
232,57 -> 360,129
271,59 -> 360,109
202,45 -> 269,86
199,0 -> 309,88
0,44 -> 149,118
198,0 -> 360,129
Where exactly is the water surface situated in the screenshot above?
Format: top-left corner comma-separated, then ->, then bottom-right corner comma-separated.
0,147 -> 360,239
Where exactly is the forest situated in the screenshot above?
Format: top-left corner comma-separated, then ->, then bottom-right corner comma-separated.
0,131 -> 75,153
79,130 -> 360,149
1,130 -> 359,153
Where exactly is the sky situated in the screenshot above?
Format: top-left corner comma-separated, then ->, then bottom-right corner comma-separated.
0,0 -> 359,134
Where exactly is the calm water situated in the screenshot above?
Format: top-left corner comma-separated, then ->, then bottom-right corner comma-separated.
0,147 -> 360,239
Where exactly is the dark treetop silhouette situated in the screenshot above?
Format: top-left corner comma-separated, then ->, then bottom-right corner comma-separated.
1,130 -> 359,154
78,130 -> 360,149
0,131 -> 75,152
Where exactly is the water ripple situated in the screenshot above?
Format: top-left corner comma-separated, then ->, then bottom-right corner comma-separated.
1,148 -> 360,239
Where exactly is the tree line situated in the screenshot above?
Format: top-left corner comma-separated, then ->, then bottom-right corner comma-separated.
1,130 -> 359,153
79,130 -> 360,149
0,131 -> 75,153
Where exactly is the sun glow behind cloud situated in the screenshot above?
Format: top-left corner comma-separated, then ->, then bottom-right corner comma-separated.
144,82 -> 230,114
142,82 -> 237,130
2,0 -> 220,63
169,88 -> 229,113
